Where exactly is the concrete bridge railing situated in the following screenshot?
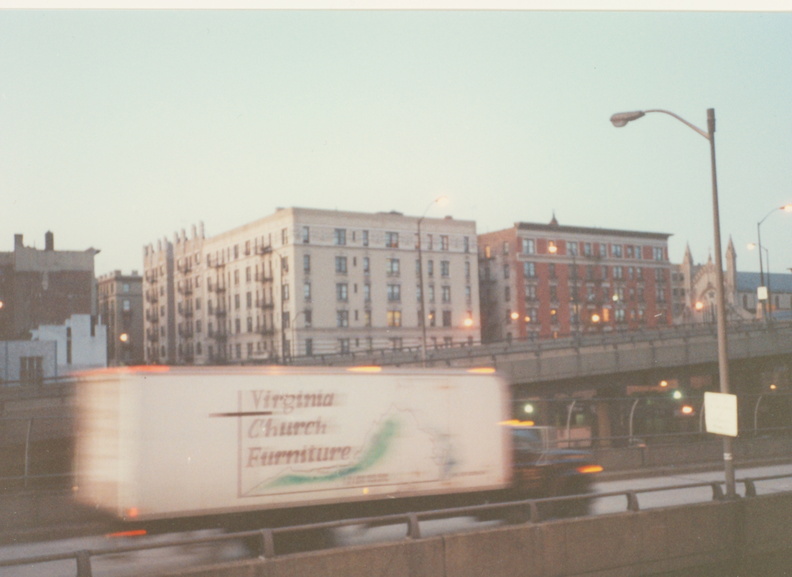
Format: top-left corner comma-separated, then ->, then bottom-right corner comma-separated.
151,492 -> 792,577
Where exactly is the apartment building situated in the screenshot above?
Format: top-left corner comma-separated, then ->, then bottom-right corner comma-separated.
478,216 -> 673,342
143,208 -> 480,365
97,270 -> 144,365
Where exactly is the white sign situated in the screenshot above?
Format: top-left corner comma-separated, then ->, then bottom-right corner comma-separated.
758,286 -> 768,301
704,392 -> 738,437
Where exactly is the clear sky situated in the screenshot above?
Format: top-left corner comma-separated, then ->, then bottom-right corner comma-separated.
2,8 -> 791,277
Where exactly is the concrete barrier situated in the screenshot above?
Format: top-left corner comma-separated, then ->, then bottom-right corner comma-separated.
148,494 -> 792,577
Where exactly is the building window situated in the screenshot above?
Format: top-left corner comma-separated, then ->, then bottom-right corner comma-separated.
387,284 -> 401,302
339,338 -> 350,353
364,283 -> 371,302
337,310 -> 349,328
654,247 -> 665,261
302,226 -> 310,244
281,284 -> 290,301
441,286 -> 451,303
387,310 -> 402,327
442,310 -> 452,327
362,230 -> 369,247
464,237 -> 470,253
337,283 -> 349,301
386,232 -> 399,248
335,256 -> 348,274
20,357 -> 43,384
334,229 -> 347,245
304,309 -> 313,327
612,244 -> 623,258
304,282 -> 312,301
440,261 -> 450,277
387,258 -> 400,276
303,254 -> 311,274
522,238 -> 535,255
523,262 -> 536,278
363,257 -> 370,274
525,285 -> 537,301
441,235 -> 449,251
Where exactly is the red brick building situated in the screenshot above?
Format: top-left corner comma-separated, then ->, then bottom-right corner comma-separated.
478,217 -> 673,342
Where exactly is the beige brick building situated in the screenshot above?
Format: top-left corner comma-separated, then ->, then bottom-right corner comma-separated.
143,208 -> 480,365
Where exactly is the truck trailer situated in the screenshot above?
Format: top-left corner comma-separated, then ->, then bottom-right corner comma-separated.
74,365 -> 598,530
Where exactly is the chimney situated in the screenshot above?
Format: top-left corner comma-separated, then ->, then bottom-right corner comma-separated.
45,231 -> 54,251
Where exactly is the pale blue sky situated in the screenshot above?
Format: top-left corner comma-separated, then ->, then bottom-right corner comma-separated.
2,9 -> 791,276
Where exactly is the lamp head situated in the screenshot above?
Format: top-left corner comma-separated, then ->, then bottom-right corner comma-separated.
610,111 -> 646,127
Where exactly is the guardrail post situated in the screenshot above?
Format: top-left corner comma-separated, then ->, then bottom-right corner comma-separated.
258,529 -> 276,559
711,482 -> 725,501
23,417 -> 34,489
626,491 -> 640,512
744,479 -> 757,498
75,550 -> 93,577
528,501 -> 541,522
406,513 -> 421,539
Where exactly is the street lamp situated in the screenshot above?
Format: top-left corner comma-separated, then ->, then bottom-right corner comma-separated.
748,242 -> 771,317
755,204 -> 792,320
610,108 -> 736,498
417,196 -> 449,366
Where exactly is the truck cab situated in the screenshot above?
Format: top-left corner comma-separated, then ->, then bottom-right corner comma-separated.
508,424 -> 602,515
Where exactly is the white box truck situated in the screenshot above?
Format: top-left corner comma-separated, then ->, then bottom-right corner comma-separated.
75,366 -> 514,523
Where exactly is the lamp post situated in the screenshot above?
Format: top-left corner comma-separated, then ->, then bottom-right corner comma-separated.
610,108 -> 736,498
748,242 -> 771,318
417,196 -> 448,366
756,204 -> 792,320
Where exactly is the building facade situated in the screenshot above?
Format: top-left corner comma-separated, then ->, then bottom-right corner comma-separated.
478,217 -> 673,342
0,232 -> 99,341
674,239 -> 792,323
97,270 -> 144,366
143,208 -> 480,365
30,314 -> 107,374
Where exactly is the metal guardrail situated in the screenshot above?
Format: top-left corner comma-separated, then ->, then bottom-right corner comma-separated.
285,318 -> 792,368
2,473 -> 790,576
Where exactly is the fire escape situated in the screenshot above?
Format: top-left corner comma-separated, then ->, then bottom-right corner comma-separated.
177,258 -> 194,364
258,244 -> 275,360
211,258 -> 228,364
144,269 -> 160,362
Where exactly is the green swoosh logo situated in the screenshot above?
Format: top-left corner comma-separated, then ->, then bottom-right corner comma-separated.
261,417 -> 399,490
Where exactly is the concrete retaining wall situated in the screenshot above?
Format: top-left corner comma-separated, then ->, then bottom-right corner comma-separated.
153,493 -> 792,577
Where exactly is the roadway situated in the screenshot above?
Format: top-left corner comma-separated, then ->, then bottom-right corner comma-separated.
3,462 -> 792,577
